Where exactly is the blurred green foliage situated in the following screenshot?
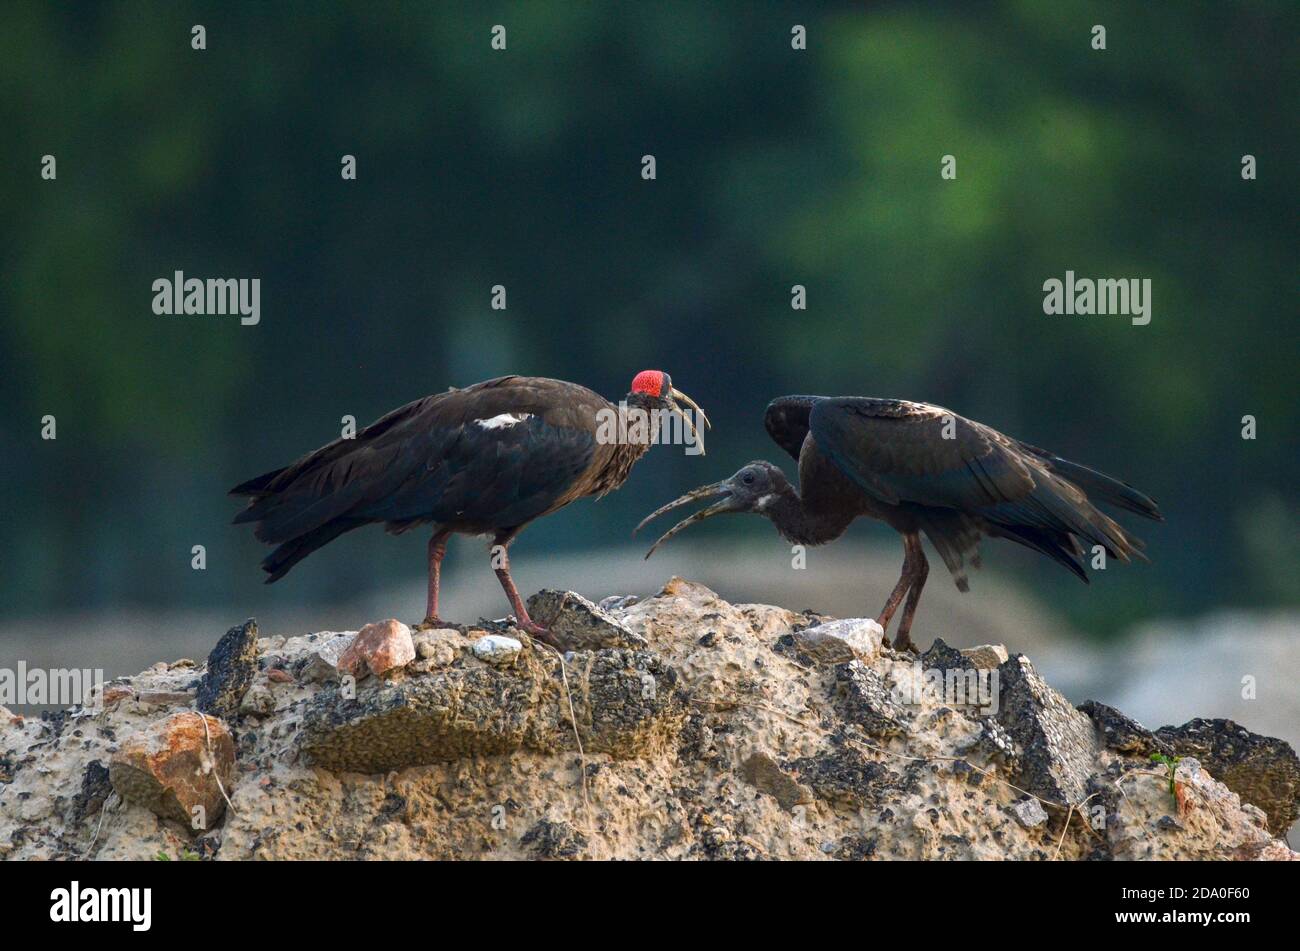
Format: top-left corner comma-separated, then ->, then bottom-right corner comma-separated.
2,1 -> 1295,633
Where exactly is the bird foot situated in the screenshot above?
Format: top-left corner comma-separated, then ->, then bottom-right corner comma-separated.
889,633 -> 920,655
514,619 -> 565,650
414,616 -> 449,632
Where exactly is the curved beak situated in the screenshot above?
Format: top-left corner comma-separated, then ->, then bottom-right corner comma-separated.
668,387 -> 710,455
634,479 -> 741,559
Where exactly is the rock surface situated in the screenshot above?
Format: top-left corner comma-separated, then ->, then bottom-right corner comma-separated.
525,589 -> 647,651
299,645 -> 684,773
1,578 -> 1294,861
1079,699 -> 1172,756
739,752 -> 813,811
196,619 -> 259,720
787,618 -> 883,665
995,654 -> 1099,804
1153,718 -> 1300,836
299,633 -> 353,683
1104,756 -> 1294,860
108,712 -> 235,832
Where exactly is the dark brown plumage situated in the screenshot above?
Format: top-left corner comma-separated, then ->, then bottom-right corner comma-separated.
233,372 -> 707,642
638,396 -> 1162,652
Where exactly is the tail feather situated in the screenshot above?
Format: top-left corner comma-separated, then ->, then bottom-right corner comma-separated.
979,474 -> 1141,565
260,518 -> 365,583
922,510 -> 1092,589
1031,479 -> 1143,563
1018,443 -> 1163,521
990,524 -> 1090,583
239,481 -> 371,543
230,467 -> 288,497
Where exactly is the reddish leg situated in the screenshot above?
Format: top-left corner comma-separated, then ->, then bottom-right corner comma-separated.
892,535 -> 929,654
491,543 -> 562,647
423,529 -> 452,626
875,569 -> 912,632
876,532 -> 926,653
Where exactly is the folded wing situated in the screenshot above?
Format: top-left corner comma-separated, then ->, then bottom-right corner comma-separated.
232,376 -> 599,581
805,397 -> 1160,587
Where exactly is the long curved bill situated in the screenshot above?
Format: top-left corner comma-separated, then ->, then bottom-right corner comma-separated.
669,387 -> 710,455
634,480 -> 736,559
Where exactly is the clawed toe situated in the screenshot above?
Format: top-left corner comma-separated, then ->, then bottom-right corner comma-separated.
515,619 -> 563,649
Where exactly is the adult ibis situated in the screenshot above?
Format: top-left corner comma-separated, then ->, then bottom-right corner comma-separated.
232,372 -> 708,644
637,396 -> 1161,652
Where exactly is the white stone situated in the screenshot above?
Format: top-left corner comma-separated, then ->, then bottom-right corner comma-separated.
301,632 -> 356,683
472,634 -> 523,666
961,644 -> 1009,669
1010,797 -> 1048,828
794,618 -> 884,662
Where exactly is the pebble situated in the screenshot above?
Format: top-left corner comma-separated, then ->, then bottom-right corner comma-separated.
472,634 -> 523,666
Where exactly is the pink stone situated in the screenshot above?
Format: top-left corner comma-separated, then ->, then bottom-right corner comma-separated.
337,619 -> 415,679
102,685 -> 134,707
109,711 -> 236,830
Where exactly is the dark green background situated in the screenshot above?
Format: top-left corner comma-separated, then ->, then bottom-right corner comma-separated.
3,2 -> 1295,636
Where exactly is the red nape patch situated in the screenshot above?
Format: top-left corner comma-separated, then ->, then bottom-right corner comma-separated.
630,369 -> 665,397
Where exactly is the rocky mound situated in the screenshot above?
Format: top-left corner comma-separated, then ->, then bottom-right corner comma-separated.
1,578 -> 1295,860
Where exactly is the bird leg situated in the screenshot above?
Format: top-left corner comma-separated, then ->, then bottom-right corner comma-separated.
875,568 -> 912,633
419,529 -> 452,627
892,535 -> 929,654
877,532 -> 926,653
491,545 -> 562,648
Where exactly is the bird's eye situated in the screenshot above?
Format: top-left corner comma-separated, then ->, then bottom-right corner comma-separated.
742,473 -> 755,485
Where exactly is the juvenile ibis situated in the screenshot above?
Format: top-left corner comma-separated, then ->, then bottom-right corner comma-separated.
232,372 -> 708,644
637,396 -> 1161,652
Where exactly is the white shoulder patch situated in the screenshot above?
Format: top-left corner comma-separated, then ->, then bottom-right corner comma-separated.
474,412 -> 534,430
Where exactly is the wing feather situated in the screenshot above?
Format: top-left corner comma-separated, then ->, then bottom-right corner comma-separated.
764,396 -> 820,462
231,376 -> 605,579
808,398 -> 1147,562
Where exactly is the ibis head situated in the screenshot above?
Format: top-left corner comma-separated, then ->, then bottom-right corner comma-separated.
636,460 -> 790,558
627,369 -> 711,454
